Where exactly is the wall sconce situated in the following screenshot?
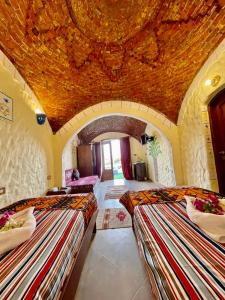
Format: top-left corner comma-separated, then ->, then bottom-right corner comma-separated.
35,109 -> 46,125
36,113 -> 46,125
204,75 -> 221,87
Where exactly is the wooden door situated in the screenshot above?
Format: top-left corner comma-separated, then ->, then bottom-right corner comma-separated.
209,91 -> 225,194
101,141 -> 113,181
77,144 -> 93,177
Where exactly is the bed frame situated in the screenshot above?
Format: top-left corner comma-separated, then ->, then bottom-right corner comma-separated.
60,209 -> 98,300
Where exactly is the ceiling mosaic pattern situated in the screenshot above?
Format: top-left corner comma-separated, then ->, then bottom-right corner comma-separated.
0,1 -> 225,132
77,116 -> 147,144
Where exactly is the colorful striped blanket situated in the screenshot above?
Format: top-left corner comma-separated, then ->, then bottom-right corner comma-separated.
0,193 -> 97,226
120,187 -> 224,215
134,203 -> 225,300
0,210 -> 84,300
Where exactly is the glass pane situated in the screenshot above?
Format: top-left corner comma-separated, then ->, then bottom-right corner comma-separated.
103,143 -> 111,170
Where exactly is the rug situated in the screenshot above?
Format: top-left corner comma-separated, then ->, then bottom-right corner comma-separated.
96,208 -> 132,230
104,185 -> 128,200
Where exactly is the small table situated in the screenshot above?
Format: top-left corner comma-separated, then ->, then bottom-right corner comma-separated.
46,187 -> 71,196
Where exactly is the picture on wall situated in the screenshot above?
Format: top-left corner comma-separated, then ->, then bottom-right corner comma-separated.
0,91 -> 13,121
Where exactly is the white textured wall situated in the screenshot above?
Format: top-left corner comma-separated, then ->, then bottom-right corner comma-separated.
145,126 -> 176,186
178,40 -> 225,192
179,100 -> 213,189
62,135 -> 78,186
0,51 -> 54,209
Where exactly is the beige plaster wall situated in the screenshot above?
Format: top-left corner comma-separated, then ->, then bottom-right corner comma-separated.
178,39 -> 225,192
0,51 -> 54,208
145,125 -> 176,186
54,101 -> 184,187
62,135 -> 78,186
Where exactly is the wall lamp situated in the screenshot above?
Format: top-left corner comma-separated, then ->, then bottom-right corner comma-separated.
35,109 -> 46,125
204,75 -> 221,87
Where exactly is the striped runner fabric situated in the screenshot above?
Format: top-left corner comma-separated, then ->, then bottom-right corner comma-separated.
0,210 -> 84,300
133,203 -> 225,300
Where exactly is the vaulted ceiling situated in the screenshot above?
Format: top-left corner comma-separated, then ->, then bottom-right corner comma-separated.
78,116 -> 147,144
0,1 -> 225,132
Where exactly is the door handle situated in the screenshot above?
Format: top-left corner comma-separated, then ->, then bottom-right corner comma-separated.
219,150 -> 225,155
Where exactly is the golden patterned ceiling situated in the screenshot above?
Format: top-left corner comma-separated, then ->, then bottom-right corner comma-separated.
0,0 -> 225,132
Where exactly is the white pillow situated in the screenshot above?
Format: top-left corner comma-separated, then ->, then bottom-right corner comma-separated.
0,207 -> 36,255
185,196 -> 225,243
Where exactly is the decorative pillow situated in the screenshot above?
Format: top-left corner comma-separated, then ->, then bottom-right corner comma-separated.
0,207 -> 36,255
185,196 -> 225,243
72,169 -> 80,180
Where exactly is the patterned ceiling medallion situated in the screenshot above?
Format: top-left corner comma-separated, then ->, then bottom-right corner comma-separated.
69,0 -> 159,43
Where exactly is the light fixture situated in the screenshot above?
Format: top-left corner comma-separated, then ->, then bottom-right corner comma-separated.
205,79 -> 212,86
211,75 -> 221,87
204,75 -> 221,87
35,108 -> 46,125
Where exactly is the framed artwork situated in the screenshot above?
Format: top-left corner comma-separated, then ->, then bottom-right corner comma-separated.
0,91 -> 13,121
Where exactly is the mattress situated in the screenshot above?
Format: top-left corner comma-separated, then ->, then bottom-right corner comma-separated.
0,209 -> 85,300
1,193 -> 97,226
133,202 -> 225,300
120,186 -> 224,215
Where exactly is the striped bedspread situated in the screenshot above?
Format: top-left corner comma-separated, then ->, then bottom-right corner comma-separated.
134,203 -> 225,300
0,210 -> 84,300
0,193 -> 97,226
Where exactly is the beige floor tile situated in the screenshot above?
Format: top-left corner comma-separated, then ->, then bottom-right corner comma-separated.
75,180 -> 159,300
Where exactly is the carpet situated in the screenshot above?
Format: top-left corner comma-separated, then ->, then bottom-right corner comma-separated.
96,208 -> 132,230
104,185 -> 128,200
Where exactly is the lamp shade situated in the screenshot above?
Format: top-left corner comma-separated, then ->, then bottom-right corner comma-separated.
36,113 -> 46,125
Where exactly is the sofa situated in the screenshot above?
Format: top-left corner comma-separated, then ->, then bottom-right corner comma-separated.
65,169 -> 100,194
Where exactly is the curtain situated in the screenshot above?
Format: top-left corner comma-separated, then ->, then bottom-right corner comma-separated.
120,137 -> 133,180
94,142 -> 102,178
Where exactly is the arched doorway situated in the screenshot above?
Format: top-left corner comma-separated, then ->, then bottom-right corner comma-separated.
61,114 -> 176,187
209,90 -> 225,194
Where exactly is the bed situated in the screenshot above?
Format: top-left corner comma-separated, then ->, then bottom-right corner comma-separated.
120,187 -> 225,299
133,202 -> 225,299
120,186 -> 224,215
65,169 -> 100,194
1,193 -> 98,227
0,193 -> 98,300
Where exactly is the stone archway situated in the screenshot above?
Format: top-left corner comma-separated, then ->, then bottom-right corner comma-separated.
58,103 -> 180,187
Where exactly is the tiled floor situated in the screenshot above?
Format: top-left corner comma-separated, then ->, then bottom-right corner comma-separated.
75,180 -> 162,300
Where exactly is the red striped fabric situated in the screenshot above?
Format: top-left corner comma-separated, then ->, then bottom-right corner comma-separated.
134,202 -> 225,300
0,210 -> 84,300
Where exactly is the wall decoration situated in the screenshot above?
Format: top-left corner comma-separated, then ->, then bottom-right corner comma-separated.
148,137 -> 161,159
0,91 -> 13,121
148,137 -> 161,182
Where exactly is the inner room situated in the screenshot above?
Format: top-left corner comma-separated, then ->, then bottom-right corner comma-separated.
0,1 -> 225,300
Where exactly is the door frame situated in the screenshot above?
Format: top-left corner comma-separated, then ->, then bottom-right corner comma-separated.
208,90 -> 225,194
101,140 -> 113,181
